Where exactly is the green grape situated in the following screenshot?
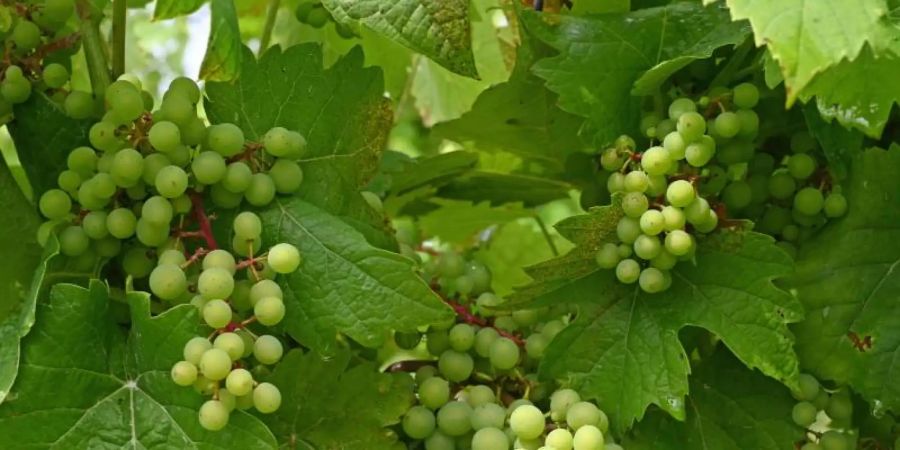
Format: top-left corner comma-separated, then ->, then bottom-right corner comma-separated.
792,401 -> 818,427
158,95 -> 194,126
437,401 -> 473,437
438,350 -> 474,382
685,136 -> 716,167
823,192 -> 848,218
192,152 -> 227,185
620,192 -> 648,218
615,258 -> 640,284
245,173 -> 276,206
172,194 -> 192,214
640,113 -> 660,137
214,332 -> 245,361
599,148 -> 623,171
207,123 -> 245,156
732,83 -> 759,109
170,360 -> 198,386
573,425 -> 604,450
41,64 -> 69,89
788,153 -> 817,180
1,74 -> 31,104
224,368 -> 254,397
768,172 -> 797,200
254,296 -> 285,326
203,249 -> 237,275
198,267 -> 235,300
656,119 -> 676,138
210,183 -> 243,209
616,217 -> 641,244
546,428 -> 574,450
683,198 -> 710,225
639,267 -> 668,293
306,5 -> 331,28
233,211 -> 262,238
749,152 -> 776,176
138,153 -> 168,184
198,400 -> 229,431
472,427 -> 508,450
106,208 -> 137,238
59,226 -> 90,256
791,131 -> 817,153
122,247 -> 154,277
167,77 -> 201,104
93,236 -> 122,258
111,148 -> 144,187
203,299 -> 233,329
263,127 -> 302,157
639,210 -> 665,236
419,376 -> 450,410
66,146 -> 97,175
664,230 -> 694,256
663,132 -> 686,160
39,189 -> 72,220
606,172 -> 625,193
793,188 -> 824,216
736,109 -> 760,137
148,121 -> 182,153
661,206 -> 685,231
650,249 -> 677,271
158,248 -> 186,266
89,121 -> 121,151
713,111 -> 741,138
567,402 -> 602,430
267,243 -> 301,273
525,332 -> 548,359
57,169 -> 83,193
471,403 -> 506,430
42,0 -> 76,24
179,117 -> 206,146
403,406 -> 437,439
633,234 -> 662,260
183,337 -> 213,365
270,159 -> 304,194
595,243 -> 620,269
135,218 -> 169,247
253,335 -> 284,365
250,279 -> 282,305
489,337 -> 519,370
448,324 -> 475,352
199,347 -> 232,380
64,91 -> 94,119
222,162 -> 253,193
667,98 -> 696,120
149,264 -> 187,300
12,20 -> 41,50
510,404 -> 544,440
722,181 -> 752,212
641,146 -> 672,175
472,327 -> 499,358
746,175 -> 770,205
676,112 -> 706,142
168,145 -> 192,167
666,180 -> 695,208
623,171 -> 649,193
825,392 -> 853,422
90,173 -> 117,198
155,165 -> 188,198
818,431 -> 849,450
106,80 -> 144,122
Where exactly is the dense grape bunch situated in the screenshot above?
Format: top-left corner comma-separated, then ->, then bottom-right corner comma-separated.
593,82 -> 848,293
294,1 -> 357,39
789,373 -> 856,450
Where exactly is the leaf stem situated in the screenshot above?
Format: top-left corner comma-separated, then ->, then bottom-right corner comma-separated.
534,216 -> 559,257
258,0 -> 281,57
111,0 -> 126,79
77,1 -> 112,94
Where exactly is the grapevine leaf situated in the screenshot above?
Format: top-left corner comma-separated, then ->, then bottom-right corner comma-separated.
7,93 -> 91,197
419,200 -> 532,244
320,0 -> 478,77
199,0 -> 242,82
375,151 -> 479,196
787,146 -> 900,415
798,44 -> 900,139
719,0 -> 888,104
516,208 -> 802,431
0,283 -> 278,448
522,3 -> 748,143
153,0 -> 206,19
802,103 -> 864,181
261,197 -> 453,351
264,349 -> 413,450
205,45 -> 395,248
571,0 -> 630,15
475,221 -> 574,296
625,348 -> 804,450
436,172 -> 573,207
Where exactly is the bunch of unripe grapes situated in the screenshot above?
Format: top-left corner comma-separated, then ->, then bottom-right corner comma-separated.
294,1 -> 357,39
423,250 -> 493,299
790,374 -> 855,450
0,0 -> 77,116
36,75 -> 306,265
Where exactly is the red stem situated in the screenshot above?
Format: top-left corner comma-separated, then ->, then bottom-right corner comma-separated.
190,192 -> 218,250
443,298 -> 526,346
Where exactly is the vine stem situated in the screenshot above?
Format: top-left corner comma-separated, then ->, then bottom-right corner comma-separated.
77,1 -> 112,94
190,193 -> 219,250
534,216 -> 559,257
258,0 -> 281,57
111,0 -> 126,79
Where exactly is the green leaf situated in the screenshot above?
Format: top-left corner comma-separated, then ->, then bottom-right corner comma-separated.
523,3 -> 749,144
517,207 -> 802,431
382,151 -> 479,196
802,103 -> 864,181
419,200 -> 532,244
205,45 -> 395,248
200,0 -> 242,82
7,93 -> 91,197
787,146 -> 900,415
321,0 -> 478,77
154,0 -> 206,19
261,197 -> 453,350
0,283 -> 278,448
718,0 -> 888,104
798,45 -> 900,139
264,349 -> 413,449
625,348 -> 804,450
436,172 -> 573,207
572,0 -> 630,15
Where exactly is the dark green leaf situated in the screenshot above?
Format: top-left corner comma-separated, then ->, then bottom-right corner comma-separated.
321,0 -> 478,78
419,200 -> 532,244
522,3 -> 749,143
200,0 -> 242,82
265,349 -> 413,449
802,103 -> 864,180
154,0 -> 206,19
437,171 -> 573,207
205,45 -> 395,248
385,151 -> 479,196
787,146 -> 900,416
0,283 -> 277,448
261,197 -> 453,350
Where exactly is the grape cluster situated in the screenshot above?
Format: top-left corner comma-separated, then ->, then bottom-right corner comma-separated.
790,374 -> 855,450
294,1 -> 357,39
0,0 -> 77,117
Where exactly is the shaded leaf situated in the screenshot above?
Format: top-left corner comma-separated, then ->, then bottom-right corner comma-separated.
154,0 -> 206,20
200,0 -> 242,82
419,200 -> 532,244
437,171 -> 573,207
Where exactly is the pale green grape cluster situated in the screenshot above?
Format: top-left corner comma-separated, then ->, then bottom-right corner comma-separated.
294,1 -> 357,38
790,374 -> 855,450
0,0 -> 77,118
423,250 -> 493,299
